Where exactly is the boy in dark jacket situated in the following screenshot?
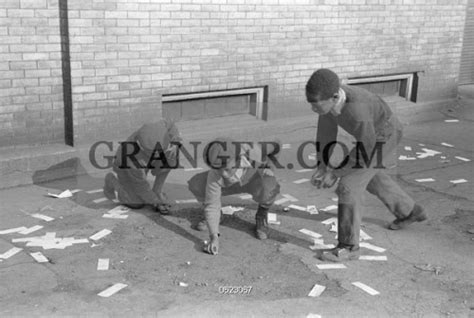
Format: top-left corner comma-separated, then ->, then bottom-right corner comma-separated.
188,138 -> 280,255
306,69 -> 427,262
103,120 -> 182,214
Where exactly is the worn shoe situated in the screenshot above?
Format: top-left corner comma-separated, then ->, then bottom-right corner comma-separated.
255,206 -> 269,240
103,173 -> 118,201
320,244 -> 360,262
389,204 -> 427,230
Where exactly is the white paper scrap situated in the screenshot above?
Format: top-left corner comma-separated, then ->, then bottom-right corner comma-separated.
282,143 -> 291,149
416,148 -> 442,159
322,217 -> 337,225
299,229 -> 322,239
440,142 -> 454,148
70,189 -> 82,194
19,225 -> 44,235
309,239 -> 336,250
288,204 -> 307,212
98,283 -> 128,297
444,119 -> 459,122
31,214 -> 54,222
107,206 -> 130,215
274,197 -> 291,205
329,224 -> 337,233
47,189 -> 73,198
93,197 -> 108,204
90,229 -> 112,241
179,282 -> 188,287
331,197 -> 338,202
352,282 -> 380,295
267,213 -> 281,225
175,199 -> 198,204
450,179 -> 468,184
360,242 -> 386,253
404,146 -> 412,151
320,205 -> 337,212
307,205 -> 318,215
97,258 -> 110,271
399,155 -> 417,161
282,194 -> 298,202
316,263 -> 346,269
415,178 -> 435,182
359,255 -> 387,261
293,178 -> 310,184
296,169 -> 313,173
221,206 -> 244,215
86,189 -> 103,194
455,156 -> 471,162
308,284 -> 326,297
359,229 -> 372,241
0,227 -> 28,235
0,247 -> 23,259
103,214 -> 128,219
306,314 -> 322,318
30,252 -> 49,263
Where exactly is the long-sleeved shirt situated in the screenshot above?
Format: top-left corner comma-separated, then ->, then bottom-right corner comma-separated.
316,85 -> 402,177
203,143 -> 275,235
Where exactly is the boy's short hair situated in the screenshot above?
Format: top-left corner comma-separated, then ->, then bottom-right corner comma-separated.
204,138 -> 240,169
305,68 -> 340,101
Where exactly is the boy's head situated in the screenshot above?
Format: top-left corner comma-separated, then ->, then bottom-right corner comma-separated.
305,68 -> 341,115
205,139 -> 240,169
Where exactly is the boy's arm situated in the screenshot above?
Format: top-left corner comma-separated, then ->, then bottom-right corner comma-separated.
127,168 -> 162,205
316,114 -> 338,169
204,169 -> 223,236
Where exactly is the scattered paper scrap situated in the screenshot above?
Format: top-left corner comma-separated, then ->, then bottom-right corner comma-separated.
320,205 -> 337,212
103,214 -> 128,219
19,225 -> 44,235
440,142 -> 454,148
12,232 -> 89,250
360,242 -> 386,253
31,213 -> 54,222
86,189 -> 103,194
0,247 -> 23,260
352,282 -> 379,295
175,199 -> 198,204
415,178 -> 435,182
288,204 -> 307,212
221,206 -> 244,215
404,146 -> 412,151
98,283 -> 128,297
90,229 -> 112,241
399,155 -> 417,161
47,189 -> 73,198
331,197 -> 338,202
359,229 -> 372,241
416,148 -> 442,159
359,255 -> 387,261
293,178 -> 310,184
444,119 -> 459,122
97,258 -> 110,271
70,189 -> 82,194
307,205 -> 318,215
316,263 -> 346,270
267,213 -> 281,225
299,229 -> 322,239
179,282 -> 188,287
450,179 -> 468,184
309,239 -> 336,250
184,167 -> 203,172
414,263 -> 443,275
308,284 -> 326,297
282,143 -> 291,149
455,156 -> 471,162
282,194 -> 298,202
322,217 -> 337,225
329,224 -> 337,233
93,197 -> 108,204
0,227 -> 28,235
274,197 -> 291,205
103,206 -> 130,219
239,194 -> 253,200
296,169 -> 313,173
30,252 -> 49,263
306,314 -> 322,318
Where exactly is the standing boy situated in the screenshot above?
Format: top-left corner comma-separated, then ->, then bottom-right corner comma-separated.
103,120 -> 182,214
188,138 -> 281,255
306,68 -> 427,262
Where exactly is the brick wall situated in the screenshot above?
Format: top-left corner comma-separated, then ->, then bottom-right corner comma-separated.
0,0 -> 63,147
0,0 -> 468,146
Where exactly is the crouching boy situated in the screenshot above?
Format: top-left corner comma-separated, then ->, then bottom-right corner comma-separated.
103,120 -> 182,214
188,138 -> 281,255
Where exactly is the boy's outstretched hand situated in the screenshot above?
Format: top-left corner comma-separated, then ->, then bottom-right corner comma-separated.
203,234 -> 219,255
311,167 -> 338,189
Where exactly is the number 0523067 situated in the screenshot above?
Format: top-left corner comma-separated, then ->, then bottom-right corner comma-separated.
218,286 -> 253,294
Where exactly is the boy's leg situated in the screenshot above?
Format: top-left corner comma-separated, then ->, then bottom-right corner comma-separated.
187,171 -> 210,202
245,174 -> 280,240
152,169 -> 173,214
366,172 -> 426,230
104,171 -> 145,209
